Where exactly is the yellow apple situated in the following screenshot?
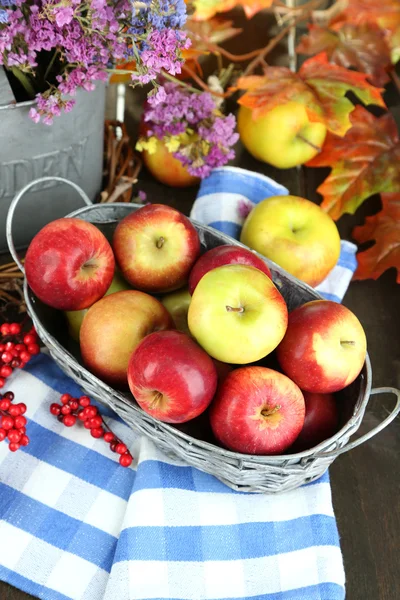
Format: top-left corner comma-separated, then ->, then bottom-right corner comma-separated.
240,195 -> 341,287
237,102 -> 327,169
161,287 -> 191,336
142,138 -> 200,188
65,272 -> 131,341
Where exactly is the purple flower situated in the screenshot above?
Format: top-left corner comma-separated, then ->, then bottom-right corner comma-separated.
133,28 -> 190,84
54,6 -> 74,27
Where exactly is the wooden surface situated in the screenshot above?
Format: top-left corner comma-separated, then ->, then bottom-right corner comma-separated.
1,11 -> 400,600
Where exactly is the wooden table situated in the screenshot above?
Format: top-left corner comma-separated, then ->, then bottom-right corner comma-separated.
1,12 -> 399,599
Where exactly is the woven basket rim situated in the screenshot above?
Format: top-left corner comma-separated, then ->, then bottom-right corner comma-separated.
23,202 -> 373,464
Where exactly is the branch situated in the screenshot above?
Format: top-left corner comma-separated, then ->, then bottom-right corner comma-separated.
181,64 -> 231,98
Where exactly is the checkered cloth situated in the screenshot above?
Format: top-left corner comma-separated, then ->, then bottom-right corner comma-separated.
0,166 -> 356,600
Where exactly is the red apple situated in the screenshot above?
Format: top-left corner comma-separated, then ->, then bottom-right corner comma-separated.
80,290 -> 174,388
25,218 -> 115,311
113,204 -> 201,293
209,366 -> 305,455
291,392 -> 339,452
188,245 -> 272,295
277,300 -> 367,393
128,330 -> 217,423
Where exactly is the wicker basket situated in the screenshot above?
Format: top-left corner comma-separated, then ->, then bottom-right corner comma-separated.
6,177 -> 400,494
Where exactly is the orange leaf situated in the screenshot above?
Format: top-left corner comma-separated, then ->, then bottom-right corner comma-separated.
191,0 -> 274,22
353,193 -> 400,282
307,106 -> 400,220
297,23 -> 392,86
109,60 -> 136,84
236,53 -> 385,136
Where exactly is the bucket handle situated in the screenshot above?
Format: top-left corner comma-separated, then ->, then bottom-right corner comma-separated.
317,387 -> 400,459
6,176 -> 92,274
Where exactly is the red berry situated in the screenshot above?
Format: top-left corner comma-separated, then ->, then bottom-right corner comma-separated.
79,396 -> 91,407
110,442 -> 117,452
104,432 -> 114,443
90,427 -> 104,438
68,399 -> 79,411
0,344 -> 4,352
0,428 -> 6,441
83,420 -> 93,429
19,427 -> 26,435
50,403 -> 61,416
61,405 -> 71,415
10,359 -> 21,369
20,435 -> 30,446
0,323 -> 10,336
12,349 -> 19,357
60,393 -> 71,405
1,416 -> 14,430
5,342 -> 14,351
119,453 -> 133,467
4,391 -> 14,400
7,429 -> 21,443
16,403 -> 26,415
0,378 -> 5,389
8,442 -> 20,452
63,414 -> 76,427
0,366 -> 12,378
14,416 -> 27,429
57,415 -> 64,423
15,344 -> 26,353
1,352 -> 13,364
19,351 -> 31,363
82,406 -> 97,419
9,323 -> 21,335
0,399 -> 11,411
23,334 -> 36,346
115,443 -> 128,455
88,416 -> 102,429
27,344 -> 40,355
8,405 -> 21,417
77,411 -> 86,421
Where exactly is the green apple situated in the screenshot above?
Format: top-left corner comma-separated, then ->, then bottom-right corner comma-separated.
237,102 -> 327,169
240,195 -> 341,287
65,272 -> 131,341
188,264 -> 288,364
161,287 -> 192,336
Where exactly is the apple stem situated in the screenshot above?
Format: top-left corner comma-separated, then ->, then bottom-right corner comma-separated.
156,237 -> 165,249
261,405 -> 281,417
150,391 -> 164,409
296,134 -> 322,153
341,340 -> 356,347
226,305 -> 245,313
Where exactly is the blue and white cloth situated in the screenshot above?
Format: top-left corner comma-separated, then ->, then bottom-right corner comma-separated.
0,166 -> 356,600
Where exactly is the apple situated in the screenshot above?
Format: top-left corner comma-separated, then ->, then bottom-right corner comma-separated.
80,290 -> 174,388
291,392 -> 339,452
209,366 -> 305,455
188,264 -> 288,364
188,244 -> 272,295
237,102 -> 327,169
276,300 -> 367,393
142,138 -> 200,188
127,330 -> 218,423
161,287 -> 191,335
113,204 -> 201,293
240,195 -> 341,287
65,272 -> 131,342
25,218 -> 115,311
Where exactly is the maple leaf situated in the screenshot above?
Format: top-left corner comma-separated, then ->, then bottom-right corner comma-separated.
191,0 -> 273,22
186,17 -> 242,47
353,193 -> 400,283
307,106 -> 400,220
296,23 -> 392,86
236,53 -> 385,136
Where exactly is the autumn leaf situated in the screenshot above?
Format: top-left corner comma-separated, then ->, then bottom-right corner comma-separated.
191,0 -> 273,22
109,60 -> 136,84
353,193 -> 400,282
186,17 -> 242,47
297,23 -> 392,86
307,106 -> 400,220
236,53 -> 385,136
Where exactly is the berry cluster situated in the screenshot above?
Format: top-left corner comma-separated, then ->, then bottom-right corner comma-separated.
50,394 -> 133,467
0,323 -> 40,389
0,391 -> 29,452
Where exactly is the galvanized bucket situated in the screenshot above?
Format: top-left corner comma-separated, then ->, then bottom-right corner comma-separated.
0,79 -> 106,251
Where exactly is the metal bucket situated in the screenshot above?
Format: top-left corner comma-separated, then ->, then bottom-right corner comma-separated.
0,83 -> 106,251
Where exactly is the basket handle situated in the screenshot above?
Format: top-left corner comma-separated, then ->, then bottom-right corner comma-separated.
319,386 -> 400,458
6,176 -> 92,274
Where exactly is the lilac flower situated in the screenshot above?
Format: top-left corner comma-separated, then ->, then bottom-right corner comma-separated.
53,6 -> 74,27
137,82 -> 239,179
133,28 -> 190,84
